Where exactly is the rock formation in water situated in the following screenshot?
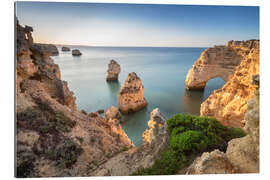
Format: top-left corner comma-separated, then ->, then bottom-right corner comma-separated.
62,46 -> 70,51
106,60 -> 121,81
16,20 -> 134,177
91,108 -> 169,176
32,43 -> 59,56
72,49 -> 82,56
186,75 -> 260,174
200,41 -> 259,127
105,106 -> 121,120
118,72 -> 147,114
185,40 -> 259,90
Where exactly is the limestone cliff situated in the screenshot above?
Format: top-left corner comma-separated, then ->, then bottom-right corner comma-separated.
185,40 -> 259,90
16,20 -> 133,177
186,75 -> 259,174
91,108 -> 169,176
106,60 -> 121,81
200,41 -> 259,127
118,72 -> 147,114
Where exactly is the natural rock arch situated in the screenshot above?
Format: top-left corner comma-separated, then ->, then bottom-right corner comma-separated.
185,45 -> 243,90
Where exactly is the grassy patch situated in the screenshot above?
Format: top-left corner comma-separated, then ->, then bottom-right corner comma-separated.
131,114 -> 245,175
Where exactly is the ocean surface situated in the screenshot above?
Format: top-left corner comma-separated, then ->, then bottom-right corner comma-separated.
52,46 -> 225,146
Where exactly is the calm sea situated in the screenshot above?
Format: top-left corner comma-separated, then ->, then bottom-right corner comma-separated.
52,46 -> 225,146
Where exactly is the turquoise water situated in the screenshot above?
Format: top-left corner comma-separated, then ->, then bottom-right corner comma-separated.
52,46 -> 225,146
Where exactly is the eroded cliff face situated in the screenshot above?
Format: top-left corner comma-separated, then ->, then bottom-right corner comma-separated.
185,40 -> 259,90
16,20 -> 133,177
91,108 -> 169,176
187,76 -> 259,174
200,41 -> 259,127
118,72 -> 147,114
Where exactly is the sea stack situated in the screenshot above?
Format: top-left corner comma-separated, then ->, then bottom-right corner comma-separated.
118,72 -> 147,114
72,49 -> 82,56
62,46 -> 70,51
106,59 -> 121,81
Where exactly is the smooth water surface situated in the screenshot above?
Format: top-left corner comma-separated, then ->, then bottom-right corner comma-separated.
53,46 -> 225,146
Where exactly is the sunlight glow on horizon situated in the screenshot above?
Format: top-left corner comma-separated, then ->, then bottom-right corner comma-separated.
16,2 -> 259,47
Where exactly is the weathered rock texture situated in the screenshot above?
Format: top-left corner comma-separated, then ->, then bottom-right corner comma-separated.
200,41 -> 259,127
16,20 -> 133,177
106,60 -> 121,81
91,108 -> 169,176
32,43 -> 59,56
186,40 -> 259,90
72,49 -> 82,56
62,46 -> 70,51
118,72 -> 147,114
186,76 -> 260,174
105,106 -> 121,120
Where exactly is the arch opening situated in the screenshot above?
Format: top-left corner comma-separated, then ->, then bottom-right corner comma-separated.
203,77 -> 226,101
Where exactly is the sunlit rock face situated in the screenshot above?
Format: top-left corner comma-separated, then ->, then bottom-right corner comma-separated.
186,76 -> 260,174
200,42 -> 259,128
106,60 -> 121,81
118,72 -> 147,114
91,108 -> 169,176
185,40 -> 259,91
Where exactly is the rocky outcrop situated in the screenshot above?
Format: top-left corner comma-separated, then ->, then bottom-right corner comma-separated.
72,49 -> 82,56
32,43 -> 59,56
105,106 -> 121,120
186,76 -> 259,174
106,60 -> 121,81
200,41 -> 259,127
186,150 -> 238,174
91,108 -> 169,176
118,72 -> 147,114
185,40 -> 259,90
16,20 -> 134,177
62,46 -> 70,51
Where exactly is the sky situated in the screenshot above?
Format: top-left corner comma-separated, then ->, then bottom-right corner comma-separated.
16,2 -> 259,47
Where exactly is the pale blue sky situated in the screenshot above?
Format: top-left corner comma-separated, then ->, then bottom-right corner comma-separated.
16,2 -> 259,47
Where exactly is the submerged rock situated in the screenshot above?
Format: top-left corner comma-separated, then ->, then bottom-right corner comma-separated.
118,72 -> 147,114
106,60 -> 121,81
72,49 -> 82,56
61,46 -> 70,51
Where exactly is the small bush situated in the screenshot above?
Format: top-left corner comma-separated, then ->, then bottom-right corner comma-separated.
16,160 -> 34,178
131,114 -> 246,175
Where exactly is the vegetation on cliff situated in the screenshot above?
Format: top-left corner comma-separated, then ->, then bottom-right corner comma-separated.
131,114 -> 245,175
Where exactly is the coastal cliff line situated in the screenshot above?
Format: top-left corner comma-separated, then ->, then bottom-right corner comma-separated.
186,40 -> 259,127
16,20 -> 134,177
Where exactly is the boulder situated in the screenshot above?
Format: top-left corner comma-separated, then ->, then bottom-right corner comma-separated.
106,60 -> 121,81
105,106 -> 121,120
72,49 -> 82,56
118,72 -> 147,114
61,46 -> 70,51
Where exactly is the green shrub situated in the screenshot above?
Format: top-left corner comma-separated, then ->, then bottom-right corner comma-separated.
16,160 -> 34,178
131,114 -> 246,175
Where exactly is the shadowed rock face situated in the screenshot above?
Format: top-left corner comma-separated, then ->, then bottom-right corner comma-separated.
16,20 -> 134,177
106,60 -> 121,81
185,40 -> 259,91
31,43 -> 59,56
200,43 -> 259,127
118,72 -> 147,114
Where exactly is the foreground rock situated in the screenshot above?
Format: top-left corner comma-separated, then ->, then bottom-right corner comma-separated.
187,76 -> 259,174
105,106 -> 121,120
16,20 -> 134,177
185,40 -> 259,90
61,46 -> 70,51
91,108 -> 169,176
118,72 -> 147,114
106,60 -> 121,81
72,49 -> 82,56
200,41 -> 259,127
